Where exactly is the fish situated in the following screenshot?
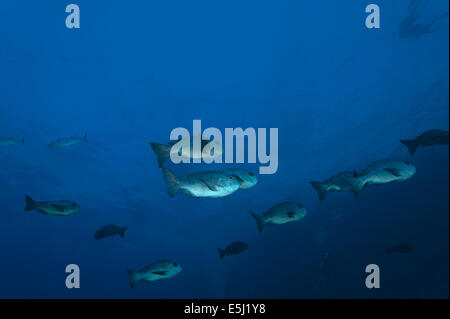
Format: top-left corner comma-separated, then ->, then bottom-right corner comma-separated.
48,133 -> 87,148
24,195 -> 80,216
0,137 -> 24,146
221,168 -> 258,190
94,225 -> 128,240
218,241 -> 248,260
310,171 -> 359,201
161,167 -> 241,198
126,260 -> 182,288
351,160 -> 416,196
401,129 -> 449,155
249,202 -> 307,232
386,243 -> 415,254
150,136 -> 222,167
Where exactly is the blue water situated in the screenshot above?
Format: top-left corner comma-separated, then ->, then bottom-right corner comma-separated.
0,0 -> 448,298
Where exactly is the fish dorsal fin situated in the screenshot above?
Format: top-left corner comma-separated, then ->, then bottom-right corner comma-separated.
384,168 -> 401,177
199,178 -> 218,191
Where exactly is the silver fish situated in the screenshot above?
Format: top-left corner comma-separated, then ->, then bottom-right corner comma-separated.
352,159 -> 416,196
126,260 -> 182,287
250,202 -> 307,232
0,137 -> 24,146
310,171 -> 358,201
161,167 -> 241,198
48,133 -> 87,148
25,195 -> 80,216
150,136 -> 222,167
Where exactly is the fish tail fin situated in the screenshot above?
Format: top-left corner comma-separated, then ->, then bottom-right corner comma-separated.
309,181 -> 327,201
249,211 -> 264,232
400,139 -> 419,155
162,167 -> 180,197
126,268 -> 138,288
218,248 -> 226,260
119,227 -> 128,239
350,177 -> 365,198
83,133 -> 87,142
385,248 -> 391,254
25,195 -> 37,211
150,143 -> 170,167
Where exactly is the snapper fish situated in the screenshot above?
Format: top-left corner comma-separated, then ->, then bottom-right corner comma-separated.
250,202 -> 307,232
0,137 -> 24,146
150,136 -> 222,167
48,133 -> 87,148
351,159 -> 416,196
161,167 -> 241,198
25,195 -> 80,216
401,129 -> 449,155
94,225 -> 128,240
310,171 -> 359,201
126,260 -> 182,288
218,241 -> 248,260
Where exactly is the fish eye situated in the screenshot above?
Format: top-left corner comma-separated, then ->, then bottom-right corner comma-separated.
249,172 -> 255,177
173,263 -> 178,267
228,176 -> 234,180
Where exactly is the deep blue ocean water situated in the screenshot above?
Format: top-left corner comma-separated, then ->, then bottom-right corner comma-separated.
0,0 -> 448,298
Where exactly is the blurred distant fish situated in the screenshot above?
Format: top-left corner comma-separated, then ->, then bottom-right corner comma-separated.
351,160 -> 416,196
94,225 -> 127,240
310,171 -> 358,201
218,241 -> 248,260
221,169 -> 258,190
126,260 -> 182,288
150,136 -> 222,167
386,243 -> 415,254
161,167 -> 240,198
401,129 -> 449,155
48,133 -> 87,148
25,195 -> 80,216
0,137 -> 24,146
250,202 -> 307,232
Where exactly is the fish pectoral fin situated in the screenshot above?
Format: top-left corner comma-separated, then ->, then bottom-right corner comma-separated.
384,168 -> 402,177
152,271 -> 168,276
199,179 -> 218,191
287,212 -> 295,218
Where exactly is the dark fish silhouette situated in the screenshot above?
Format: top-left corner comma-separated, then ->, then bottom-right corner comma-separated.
94,224 -> 127,240
401,129 -> 449,155
386,243 -> 415,254
218,241 -> 248,260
